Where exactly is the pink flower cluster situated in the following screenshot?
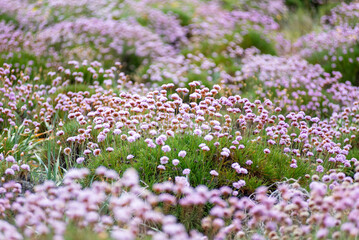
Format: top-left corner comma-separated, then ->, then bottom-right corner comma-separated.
1,1 -> 359,239
0,167 -> 359,239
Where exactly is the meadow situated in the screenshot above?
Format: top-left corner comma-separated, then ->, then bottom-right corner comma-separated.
1,0 -> 359,239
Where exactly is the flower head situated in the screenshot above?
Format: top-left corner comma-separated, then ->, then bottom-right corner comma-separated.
183,169 -> 191,175
162,145 -> 171,153
178,151 -> 187,158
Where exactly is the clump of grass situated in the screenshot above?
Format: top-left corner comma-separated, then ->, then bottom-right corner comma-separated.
0,13 -> 20,26
86,134 -> 220,188
161,7 -> 193,26
0,125 -> 40,165
0,125 -> 46,186
0,51 -> 49,79
285,0 -> 337,11
240,30 -> 277,56
81,127 -> 316,195
279,7 -> 320,41
63,225 -> 109,240
228,138 -> 311,194
307,45 -> 359,86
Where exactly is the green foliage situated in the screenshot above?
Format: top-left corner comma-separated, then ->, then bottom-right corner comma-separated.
23,223 -> 108,240
230,137 -> 312,194
0,125 -> 42,183
0,52 -> 49,79
86,134 -> 220,188
285,0 -> 315,10
280,8 -> 320,41
284,0 -> 343,11
0,14 -> 19,26
78,127 -> 318,194
219,0 -> 245,10
0,0 -> 356,200
0,125 -> 39,164
63,226 -> 107,240
162,7 -> 193,26
307,44 -> 359,86
240,31 -> 277,55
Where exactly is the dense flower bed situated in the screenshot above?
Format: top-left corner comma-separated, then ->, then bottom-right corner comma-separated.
1,0 -> 359,239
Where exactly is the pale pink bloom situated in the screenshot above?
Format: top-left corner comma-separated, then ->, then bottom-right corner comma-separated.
162,145 -> 171,153
160,156 -> 169,164
204,134 -> 213,141
202,146 -> 210,151
246,160 -> 253,165
5,168 -> 15,175
21,164 -> 30,171
5,156 -> 15,163
56,130 -> 64,136
178,151 -> 187,158
64,147 -> 72,155
157,165 -> 166,170
93,149 -> 101,156
76,157 -> 85,164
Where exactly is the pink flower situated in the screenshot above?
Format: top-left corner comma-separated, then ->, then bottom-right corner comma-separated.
221,148 -> 230,157
290,163 -> 297,168
95,166 -> 107,176
156,135 -> 167,145
172,159 -> 180,166
97,134 -> 106,142
202,146 -> 210,151
194,129 -> 202,136
316,228 -> 328,239
84,149 -> 92,155
204,135 -> 213,141
166,130 -> 174,137
233,180 -> 246,189
210,170 -> 219,176
5,156 -> 15,163
105,170 -> 119,180
5,168 -> 15,175
56,130 -> 64,136
162,145 -> 171,153
20,164 -> 30,171
127,155 -> 134,160
76,157 -> 85,164
183,169 -> 191,175
11,165 -> 20,171
264,148 -> 270,154
316,165 -> 324,173
245,160 -> 253,165
160,156 -> 169,164
178,151 -> 186,158
157,165 -> 166,170
93,149 -> 101,156
64,147 -> 72,155
113,129 -> 122,135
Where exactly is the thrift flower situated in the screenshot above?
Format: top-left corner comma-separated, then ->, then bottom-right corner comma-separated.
183,169 -> 190,175
210,170 -> 219,176
178,151 -> 186,158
